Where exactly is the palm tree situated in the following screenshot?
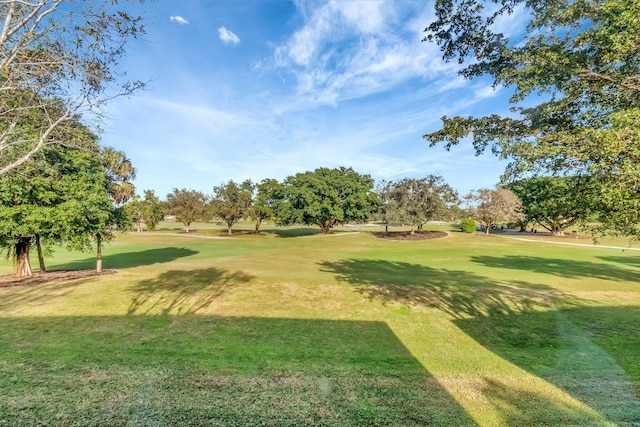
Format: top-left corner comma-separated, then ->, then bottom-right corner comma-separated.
95,147 -> 136,272
102,147 -> 137,205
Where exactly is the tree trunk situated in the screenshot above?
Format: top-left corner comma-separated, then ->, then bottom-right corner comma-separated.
410,224 -> 415,235
14,237 -> 33,277
552,226 -> 565,237
255,220 -> 261,234
136,220 -> 143,232
184,222 -> 190,233
485,223 -> 491,235
227,224 -> 233,236
96,234 -> 103,273
35,234 -> 46,272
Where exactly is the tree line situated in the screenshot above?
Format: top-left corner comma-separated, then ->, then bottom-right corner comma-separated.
2,136 -> 605,278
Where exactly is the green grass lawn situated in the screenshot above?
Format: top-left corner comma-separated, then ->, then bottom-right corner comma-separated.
0,224 -> 639,426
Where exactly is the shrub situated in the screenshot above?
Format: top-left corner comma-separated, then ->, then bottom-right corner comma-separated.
460,218 -> 476,233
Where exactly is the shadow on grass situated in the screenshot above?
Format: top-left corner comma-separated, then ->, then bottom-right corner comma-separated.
456,306 -> 640,425
261,227 -> 324,238
320,258 -> 639,424
471,255 -> 640,282
597,255 -> 640,269
52,247 -> 199,271
319,258 -> 565,319
0,315 -> 475,426
0,280 -> 88,313
127,268 -> 254,315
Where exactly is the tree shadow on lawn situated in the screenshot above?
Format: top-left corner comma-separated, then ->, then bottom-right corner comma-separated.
318,258 -> 567,319
52,247 -> 199,271
320,258 -> 640,424
470,255 -> 640,282
597,255 -> 640,269
127,267 -> 254,315
0,279 -> 87,313
0,315 -> 476,426
261,227 -> 324,238
456,306 -> 640,425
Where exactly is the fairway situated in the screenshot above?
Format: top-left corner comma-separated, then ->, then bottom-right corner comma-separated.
1,226 -> 639,426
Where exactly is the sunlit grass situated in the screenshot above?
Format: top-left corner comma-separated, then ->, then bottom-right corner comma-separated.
0,226 -> 639,425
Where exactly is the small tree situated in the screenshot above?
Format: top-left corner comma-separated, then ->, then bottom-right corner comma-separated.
140,190 -> 163,231
378,175 -> 459,234
96,147 -> 136,272
250,179 -> 283,233
466,188 -> 522,235
164,189 -> 208,233
275,167 -> 380,234
210,180 -> 254,236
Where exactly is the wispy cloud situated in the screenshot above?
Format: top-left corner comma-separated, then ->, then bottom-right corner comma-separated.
218,26 -> 241,45
270,2 -> 456,108
170,15 -> 189,25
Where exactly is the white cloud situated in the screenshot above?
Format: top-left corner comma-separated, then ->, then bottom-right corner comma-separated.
170,16 -> 189,25
218,27 -> 241,45
270,2 -> 457,108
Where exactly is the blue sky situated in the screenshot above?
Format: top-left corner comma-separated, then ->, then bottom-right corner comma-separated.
102,0 -> 525,199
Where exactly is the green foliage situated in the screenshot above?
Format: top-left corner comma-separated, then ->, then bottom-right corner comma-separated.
0,139 -> 114,275
101,147 -> 136,206
378,175 -> 459,233
460,218 -> 476,233
210,180 -> 254,235
250,179 -> 283,232
0,0 -> 147,175
506,176 -> 595,235
125,190 -> 164,232
274,167 -> 380,233
164,189 -> 208,233
141,190 -> 163,231
423,0 -> 640,238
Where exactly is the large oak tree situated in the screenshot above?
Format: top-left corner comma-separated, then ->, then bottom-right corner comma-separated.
423,0 -> 640,238
506,176 -> 594,236
275,167 -> 380,234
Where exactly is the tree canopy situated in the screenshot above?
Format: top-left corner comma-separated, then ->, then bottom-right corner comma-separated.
466,188 -> 522,235
0,139 -> 113,276
250,179 -> 283,233
506,176 -> 594,236
210,180 -> 254,235
378,175 -> 459,234
275,167 -> 380,233
0,0 -> 146,175
164,188 -> 208,233
423,0 -> 640,238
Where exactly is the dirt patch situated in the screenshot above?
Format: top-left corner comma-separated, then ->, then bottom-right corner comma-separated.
0,269 -> 116,288
372,230 -> 448,241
